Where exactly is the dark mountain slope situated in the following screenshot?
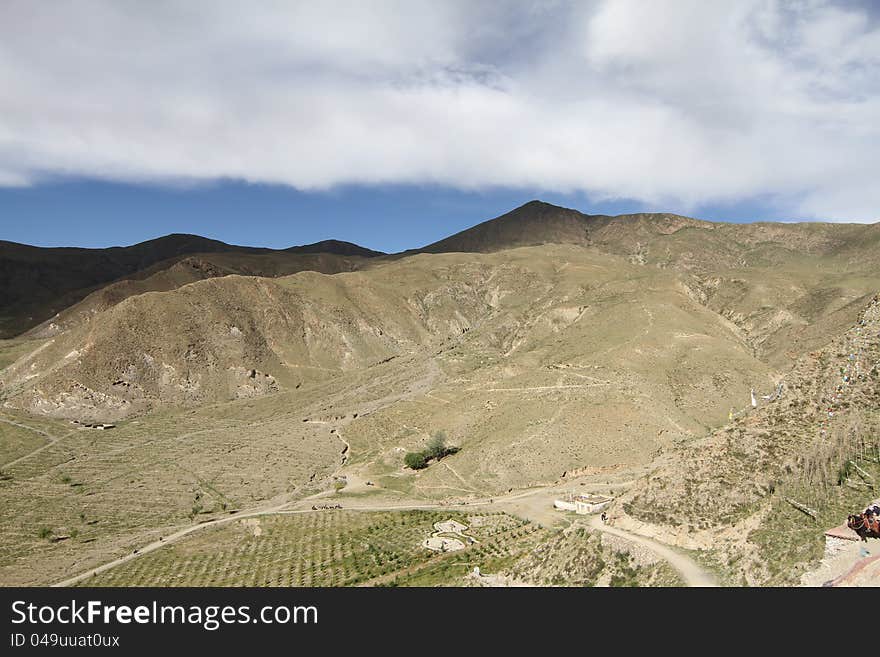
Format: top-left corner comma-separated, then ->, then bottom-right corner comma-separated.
418,200 -> 596,253
286,239 -> 384,258
0,234 -> 382,337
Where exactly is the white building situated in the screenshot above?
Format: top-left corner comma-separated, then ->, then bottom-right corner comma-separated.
554,493 -> 612,515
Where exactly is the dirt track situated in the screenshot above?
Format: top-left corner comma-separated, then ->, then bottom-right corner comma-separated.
0,416 -> 75,469
588,516 -> 718,587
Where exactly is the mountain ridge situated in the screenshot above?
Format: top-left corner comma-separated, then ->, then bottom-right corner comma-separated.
2,199 -> 879,341
0,233 -> 384,338
0,233 -> 385,256
418,200 -> 880,257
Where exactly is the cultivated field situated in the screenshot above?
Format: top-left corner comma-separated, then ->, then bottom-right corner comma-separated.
74,509 -> 683,587
76,510 -> 529,587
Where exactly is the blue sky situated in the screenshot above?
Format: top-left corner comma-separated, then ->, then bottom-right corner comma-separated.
0,180 -> 799,252
1,1 -> 878,250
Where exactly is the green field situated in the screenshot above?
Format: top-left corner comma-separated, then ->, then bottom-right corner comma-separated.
74,509 -> 684,587
76,510 -> 528,587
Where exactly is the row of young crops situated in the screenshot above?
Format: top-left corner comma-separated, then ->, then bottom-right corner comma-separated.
76,510 -> 524,587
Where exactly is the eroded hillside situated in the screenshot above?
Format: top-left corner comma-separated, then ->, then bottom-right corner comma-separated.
5,236 -> 877,499
614,293 -> 880,584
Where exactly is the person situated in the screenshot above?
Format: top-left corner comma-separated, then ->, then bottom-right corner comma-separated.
600,512 -> 607,524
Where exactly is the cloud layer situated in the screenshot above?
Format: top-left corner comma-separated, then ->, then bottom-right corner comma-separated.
1,1 -> 878,220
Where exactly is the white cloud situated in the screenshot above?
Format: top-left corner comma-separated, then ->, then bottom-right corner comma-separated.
0,0 -> 878,220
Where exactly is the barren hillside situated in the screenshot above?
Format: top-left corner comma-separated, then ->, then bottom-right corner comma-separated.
0,234 -> 382,338
421,201 -> 880,268
613,293 -> 880,585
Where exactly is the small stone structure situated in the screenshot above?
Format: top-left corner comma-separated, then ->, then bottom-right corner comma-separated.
424,536 -> 465,552
72,420 -> 116,430
434,519 -> 468,534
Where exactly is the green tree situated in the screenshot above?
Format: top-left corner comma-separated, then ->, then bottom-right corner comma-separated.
404,451 -> 428,470
426,431 -> 447,459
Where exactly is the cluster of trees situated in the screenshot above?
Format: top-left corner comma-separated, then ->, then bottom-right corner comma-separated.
404,431 -> 460,470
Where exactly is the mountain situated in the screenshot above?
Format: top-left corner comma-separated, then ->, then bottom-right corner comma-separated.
6,200 -> 878,341
421,200 -> 880,268
286,239 -> 384,258
419,200 -> 598,253
422,201 -> 880,367
0,247 -> 776,463
2,200 -> 880,586
5,201 -> 880,422
0,234 -> 383,338
24,251 -> 376,339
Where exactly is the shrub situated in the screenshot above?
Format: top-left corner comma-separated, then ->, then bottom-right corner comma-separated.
426,432 -> 447,459
404,452 -> 428,470
404,431 -> 459,469
37,527 -> 52,540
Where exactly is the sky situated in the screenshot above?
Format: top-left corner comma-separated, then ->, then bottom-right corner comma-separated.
1,1 -> 878,251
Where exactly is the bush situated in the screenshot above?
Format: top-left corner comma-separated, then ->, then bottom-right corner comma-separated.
404,452 -> 428,470
426,432 -> 447,459
404,431 -> 460,470
37,527 -> 52,540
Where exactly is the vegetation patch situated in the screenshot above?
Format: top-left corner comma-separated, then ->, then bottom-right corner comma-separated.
76,510 -> 521,587
404,431 -> 460,470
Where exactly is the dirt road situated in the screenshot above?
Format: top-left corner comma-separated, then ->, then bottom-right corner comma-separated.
0,416 -> 76,470
588,516 -> 718,587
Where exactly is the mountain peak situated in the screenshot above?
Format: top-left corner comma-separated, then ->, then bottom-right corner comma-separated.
512,199 -> 577,214
285,239 -> 384,258
418,200 -> 590,253
519,199 -> 558,209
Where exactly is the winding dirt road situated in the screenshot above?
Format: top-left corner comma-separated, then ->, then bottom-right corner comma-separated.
588,516 -> 718,587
